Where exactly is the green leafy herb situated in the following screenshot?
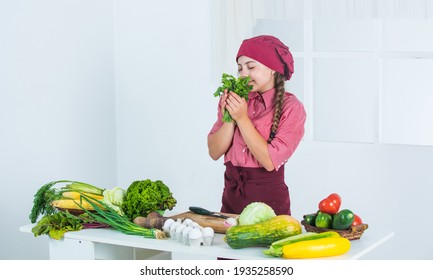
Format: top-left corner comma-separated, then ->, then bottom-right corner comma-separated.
31,211 -> 83,240
213,73 -> 253,122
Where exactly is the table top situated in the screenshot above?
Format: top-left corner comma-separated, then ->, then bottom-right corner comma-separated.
20,224 -> 394,260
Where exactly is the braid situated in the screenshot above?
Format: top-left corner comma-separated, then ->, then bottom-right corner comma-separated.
268,73 -> 286,143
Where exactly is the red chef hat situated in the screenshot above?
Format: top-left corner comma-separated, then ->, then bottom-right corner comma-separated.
236,35 -> 294,80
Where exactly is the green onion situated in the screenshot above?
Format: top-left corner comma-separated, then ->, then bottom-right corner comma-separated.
76,194 -> 166,239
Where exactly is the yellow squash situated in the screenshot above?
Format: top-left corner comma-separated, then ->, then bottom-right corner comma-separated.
282,237 -> 350,259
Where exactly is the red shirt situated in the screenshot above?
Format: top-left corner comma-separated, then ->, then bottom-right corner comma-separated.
209,88 -> 306,171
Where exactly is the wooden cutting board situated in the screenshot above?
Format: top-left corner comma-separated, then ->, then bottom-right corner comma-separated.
169,211 -> 238,234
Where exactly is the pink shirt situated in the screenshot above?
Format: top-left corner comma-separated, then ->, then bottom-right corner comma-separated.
209,88 -> 306,171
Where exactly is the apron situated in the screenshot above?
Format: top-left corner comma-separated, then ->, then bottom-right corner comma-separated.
221,161 -> 291,215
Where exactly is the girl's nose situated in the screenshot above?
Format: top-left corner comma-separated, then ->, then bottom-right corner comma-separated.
238,69 -> 248,78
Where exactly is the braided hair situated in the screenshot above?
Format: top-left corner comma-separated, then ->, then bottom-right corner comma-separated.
267,72 -> 286,143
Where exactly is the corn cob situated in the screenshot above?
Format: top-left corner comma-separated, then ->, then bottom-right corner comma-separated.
61,191 -> 104,200
51,199 -> 105,211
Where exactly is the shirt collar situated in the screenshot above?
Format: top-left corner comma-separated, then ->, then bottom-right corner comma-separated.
249,88 -> 276,109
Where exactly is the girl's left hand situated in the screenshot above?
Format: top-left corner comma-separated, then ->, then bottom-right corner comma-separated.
225,91 -> 248,123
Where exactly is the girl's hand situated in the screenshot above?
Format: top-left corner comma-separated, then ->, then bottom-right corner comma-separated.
225,91 -> 248,123
219,89 -> 229,114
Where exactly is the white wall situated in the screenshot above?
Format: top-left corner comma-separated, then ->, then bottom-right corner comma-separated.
113,0 -> 222,214
1,0 -> 432,260
0,0 -> 117,259
287,141 -> 433,259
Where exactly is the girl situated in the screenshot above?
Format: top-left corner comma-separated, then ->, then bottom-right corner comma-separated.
208,35 -> 306,215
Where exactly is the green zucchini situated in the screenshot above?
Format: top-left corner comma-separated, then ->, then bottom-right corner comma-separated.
224,215 -> 302,249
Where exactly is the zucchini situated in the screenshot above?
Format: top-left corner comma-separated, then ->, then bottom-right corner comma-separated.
332,209 -> 355,230
224,215 -> 302,249
263,231 -> 341,257
282,237 -> 351,259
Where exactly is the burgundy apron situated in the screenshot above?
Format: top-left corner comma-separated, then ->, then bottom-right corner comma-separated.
221,161 -> 291,215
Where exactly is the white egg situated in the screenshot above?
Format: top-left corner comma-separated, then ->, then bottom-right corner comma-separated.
162,219 -> 175,234
169,221 -> 180,230
188,228 -> 203,247
188,228 -> 203,239
201,227 -> 214,237
191,222 -> 201,229
182,218 -> 193,226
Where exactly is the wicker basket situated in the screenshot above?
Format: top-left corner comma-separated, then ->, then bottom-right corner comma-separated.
301,219 -> 368,240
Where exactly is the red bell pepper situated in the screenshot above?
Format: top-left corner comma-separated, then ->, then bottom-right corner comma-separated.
318,193 -> 341,215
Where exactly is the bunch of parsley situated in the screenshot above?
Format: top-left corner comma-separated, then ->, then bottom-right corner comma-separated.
213,73 -> 253,123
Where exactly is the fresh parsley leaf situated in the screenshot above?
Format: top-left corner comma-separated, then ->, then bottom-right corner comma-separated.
213,73 -> 253,123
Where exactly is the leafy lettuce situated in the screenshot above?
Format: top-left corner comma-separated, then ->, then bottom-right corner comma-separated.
121,179 -> 177,220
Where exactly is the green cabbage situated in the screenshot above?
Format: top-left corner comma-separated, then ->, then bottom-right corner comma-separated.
238,202 -> 276,225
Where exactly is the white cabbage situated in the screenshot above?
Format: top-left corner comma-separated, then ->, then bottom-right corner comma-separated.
103,187 -> 126,215
238,202 -> 276,225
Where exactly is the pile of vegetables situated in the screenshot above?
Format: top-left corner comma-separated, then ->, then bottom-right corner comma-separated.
29,178 -> 176,240
223,201 -> 352,259
213,73 -> 253,123
29,180 -> 107,223
304,193 -> 363,230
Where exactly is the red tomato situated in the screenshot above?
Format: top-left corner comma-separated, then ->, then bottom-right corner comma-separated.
351,214 -> 362,226
328,193 -> 341,209
318,193 -> 341,215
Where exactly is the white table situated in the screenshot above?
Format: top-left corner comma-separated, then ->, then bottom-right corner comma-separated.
19,224 -> 394,260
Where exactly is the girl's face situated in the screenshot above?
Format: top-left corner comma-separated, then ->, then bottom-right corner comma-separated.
237,56 -> 275,94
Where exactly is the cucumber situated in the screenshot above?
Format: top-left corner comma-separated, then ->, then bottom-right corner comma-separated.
303,213 -> 317,226
263,231 -> 341,257
332,209 -> 355,230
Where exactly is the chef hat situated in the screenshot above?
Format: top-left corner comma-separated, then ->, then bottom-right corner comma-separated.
236,35 -> 294,80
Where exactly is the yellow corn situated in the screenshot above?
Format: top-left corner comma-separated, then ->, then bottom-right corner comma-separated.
282,237 -> 351,259
51,199 -> 105,211
61,191 -> 104,200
